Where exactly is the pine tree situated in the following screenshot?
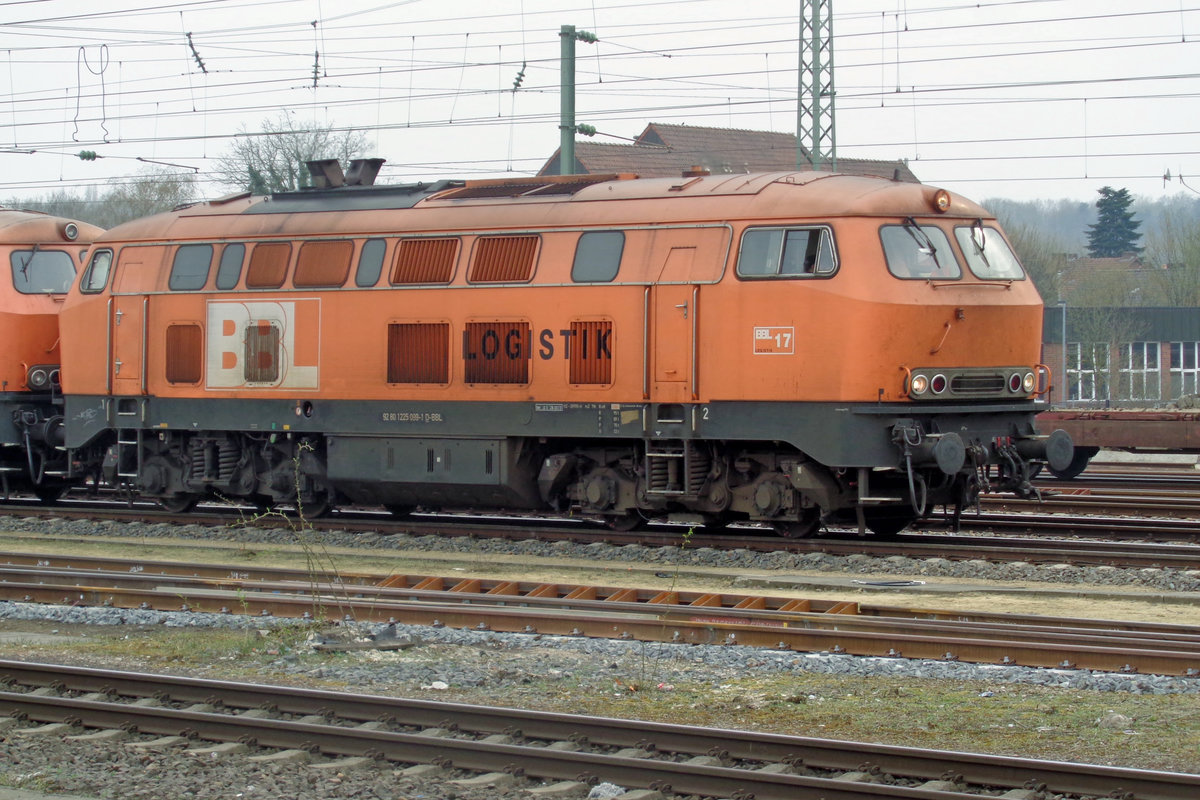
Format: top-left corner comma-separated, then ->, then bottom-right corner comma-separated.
1085,186 -> 1143,257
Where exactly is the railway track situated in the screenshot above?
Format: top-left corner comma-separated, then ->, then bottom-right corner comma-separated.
2,660 -> 1197,800
6,494 -> 1200,567
2,552 -> 1199,676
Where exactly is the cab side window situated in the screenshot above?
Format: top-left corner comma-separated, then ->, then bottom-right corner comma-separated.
216,244 -> 246,290
169,244 -> 213,290
737,227 -> 837,278
81,249 -> 114,293
355,238 -> 386,287
571,231 -> 624,282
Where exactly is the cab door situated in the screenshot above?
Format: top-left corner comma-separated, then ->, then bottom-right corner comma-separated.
110,294 -> 148,395
109,247 -> 163,396
651,246 -> 698,401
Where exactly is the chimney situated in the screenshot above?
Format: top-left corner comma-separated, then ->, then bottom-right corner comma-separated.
306,159 -> 344,189
345,158 -> 386,186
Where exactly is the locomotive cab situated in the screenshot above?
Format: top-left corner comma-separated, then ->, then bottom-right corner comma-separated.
1,211 -> 103,500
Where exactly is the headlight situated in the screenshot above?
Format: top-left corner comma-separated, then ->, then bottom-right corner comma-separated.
1009,373 -> 1023,392
1022,372 -> 1036,393
27,366 -> 50,390
910,374 -> 929,395
930,374 -> 948,394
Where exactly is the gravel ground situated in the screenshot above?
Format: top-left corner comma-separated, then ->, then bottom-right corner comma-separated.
4,511 -> 1200,593
3,512 -> 1200,798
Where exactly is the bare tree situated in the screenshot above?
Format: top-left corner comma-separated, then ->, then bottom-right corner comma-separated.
1001,221 -> 1068,301
102,168 -> 197,226
210,113 -> 370,194
1145,208 -> 1200,306
6,167 -> 196,228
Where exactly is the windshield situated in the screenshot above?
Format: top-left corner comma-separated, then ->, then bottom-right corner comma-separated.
955,223 -> 1026,280
880,223 -> 960,279
10,249 -> 77,294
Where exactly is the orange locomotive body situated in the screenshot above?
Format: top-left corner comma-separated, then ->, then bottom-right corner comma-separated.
58,167 -> 1071,534
0,209 -> 103,498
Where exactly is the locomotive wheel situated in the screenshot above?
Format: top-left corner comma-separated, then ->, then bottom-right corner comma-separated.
701,512 -> 735,530
384,504 -> 414,519
862,509 -> 917,538
32,484 -> 65,504
772,508 -> 821,538
158,493 -> 199,514
1048,447 -> 1097,481
605,511 -> 646,531
298,491 -> 334,519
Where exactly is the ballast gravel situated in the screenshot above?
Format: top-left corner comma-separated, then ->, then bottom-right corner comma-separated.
2,513 -> 1200,798
0,512 -> 1196,695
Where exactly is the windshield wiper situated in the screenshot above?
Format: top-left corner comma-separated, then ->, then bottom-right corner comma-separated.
970,218 -> 992,272
16,243 -> 38,286
901,217 -> 945,276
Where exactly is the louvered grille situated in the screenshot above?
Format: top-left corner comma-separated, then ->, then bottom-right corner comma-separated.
469,236 -> 538,283
165,323 -> 202,384
387,322 -> 449,383
392,238 -> 458,284
244,322 -> 280,383
245,242 -> 291,289
294,240 -> 353,287
463,321 -> 530,384
569,320 -> 613,385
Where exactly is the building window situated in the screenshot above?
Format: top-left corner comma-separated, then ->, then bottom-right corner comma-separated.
1117,342 -> 1160,402
1066,342 -> 1110,402
1170,342 -> 1200,398
738,227 -> 837,278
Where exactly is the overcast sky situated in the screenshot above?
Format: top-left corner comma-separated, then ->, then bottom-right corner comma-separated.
1,0 -> 1198,204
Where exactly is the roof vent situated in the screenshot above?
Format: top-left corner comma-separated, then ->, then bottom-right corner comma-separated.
346,158 -> 386,186
306,159 -> 344,189
681,165 -> 711,178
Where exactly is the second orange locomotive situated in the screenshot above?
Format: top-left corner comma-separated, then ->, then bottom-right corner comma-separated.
51,163 -> 1072,534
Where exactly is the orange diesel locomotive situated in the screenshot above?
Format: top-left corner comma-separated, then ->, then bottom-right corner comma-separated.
55,164 -> 1071,535
1,209 -> 102,499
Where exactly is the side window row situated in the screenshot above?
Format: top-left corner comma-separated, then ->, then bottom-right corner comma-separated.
84,231 -> 631,293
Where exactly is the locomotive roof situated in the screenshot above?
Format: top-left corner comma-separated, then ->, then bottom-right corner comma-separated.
100,170 -> 992,241
0,208 -> 103,242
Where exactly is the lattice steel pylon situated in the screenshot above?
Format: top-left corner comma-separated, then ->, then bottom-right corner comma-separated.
797,0 -> 836,171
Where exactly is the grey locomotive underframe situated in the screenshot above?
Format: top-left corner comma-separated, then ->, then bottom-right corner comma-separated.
56,395 -> 1065,532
